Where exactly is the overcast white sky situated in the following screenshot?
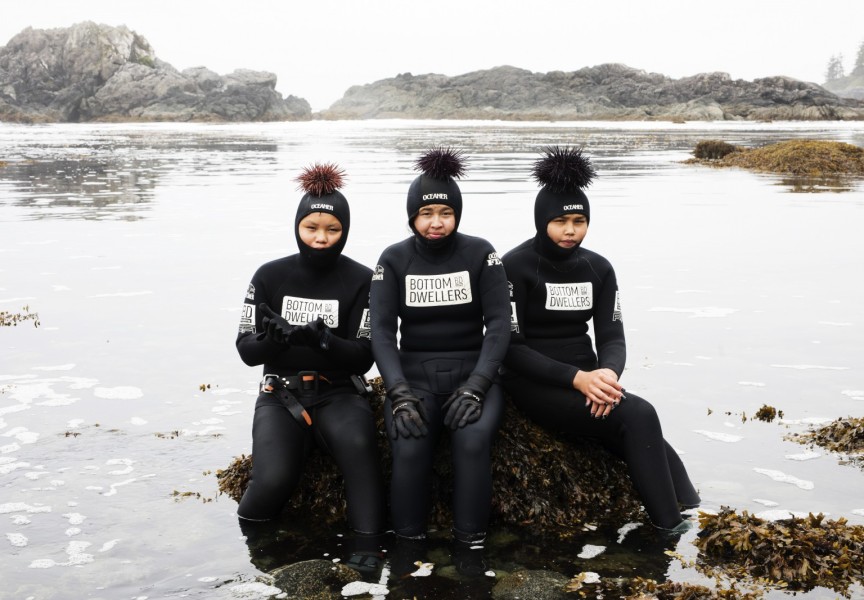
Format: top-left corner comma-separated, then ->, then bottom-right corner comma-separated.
2,0 -> 863,110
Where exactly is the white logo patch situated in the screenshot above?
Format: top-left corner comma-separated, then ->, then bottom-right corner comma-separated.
372,265 -> 384,281
509,301 -> 519,333
239,303 -> 256,334
357,308 -> 372,339
486,252 -> 502,266
281,295 -> 340,327
613,290 -> 623,322
545,282 -> 593,311
245,283 -> 255,301
405,271 -> 472,307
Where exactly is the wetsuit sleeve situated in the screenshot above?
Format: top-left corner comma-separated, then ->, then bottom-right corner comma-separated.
592,266 -> 626,377
369,251 -> 408,388
235,270 -> 280,367
320,275 -> 374,375
502,259 -> 580,389
469,246 -> 512,388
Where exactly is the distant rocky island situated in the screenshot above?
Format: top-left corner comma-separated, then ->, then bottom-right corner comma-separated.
2,22 -> 864,123
321,64 -> 864,121
0,22 -> 311,123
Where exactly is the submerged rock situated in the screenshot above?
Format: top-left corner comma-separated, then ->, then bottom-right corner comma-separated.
268,559 -> 360,599
492,569 -> 570,600
217,377 -> 643,537
0,22 -> 311,123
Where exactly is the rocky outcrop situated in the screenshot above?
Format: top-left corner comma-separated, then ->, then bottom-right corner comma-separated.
320,64 -> 864,121
0,22 -> 311,123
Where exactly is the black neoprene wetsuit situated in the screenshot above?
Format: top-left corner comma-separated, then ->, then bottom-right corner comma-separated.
235,253 -> 385,533
370,232 -> 511,539
501,236 -> 700,529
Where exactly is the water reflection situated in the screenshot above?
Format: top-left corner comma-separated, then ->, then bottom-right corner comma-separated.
775,175 -> 863,193
2,158 -> 159,221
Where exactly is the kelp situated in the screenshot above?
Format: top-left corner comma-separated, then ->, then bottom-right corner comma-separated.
787,417 -> 864,469
695,508 -> 864,596
0,305 -> 40,327
565,574 -> 762,599
216,377 -> 643,537
687,139 -> 864,176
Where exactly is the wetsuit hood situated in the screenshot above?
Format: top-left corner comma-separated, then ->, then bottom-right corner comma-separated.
294,189 -> 350,269
407,173 -> 463,235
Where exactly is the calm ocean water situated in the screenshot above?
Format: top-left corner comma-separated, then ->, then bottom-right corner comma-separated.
2,120 -> 864,599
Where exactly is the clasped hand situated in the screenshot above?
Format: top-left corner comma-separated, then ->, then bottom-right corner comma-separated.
258,304 -> 331,349
573,368 -> 624,418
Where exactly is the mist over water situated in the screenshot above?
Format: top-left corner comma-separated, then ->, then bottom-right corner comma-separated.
2,120 -> 864,599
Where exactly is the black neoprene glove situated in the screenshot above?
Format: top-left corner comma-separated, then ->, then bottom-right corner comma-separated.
295,317 -> 333,350
442,374 -> 490,430
387,382 -> 428,440
259,304 -> 299,346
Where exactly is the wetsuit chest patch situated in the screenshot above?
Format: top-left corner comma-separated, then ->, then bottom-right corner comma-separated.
281,295 -> 340,327
405,271 -> 472,307
544,282 -> 593,311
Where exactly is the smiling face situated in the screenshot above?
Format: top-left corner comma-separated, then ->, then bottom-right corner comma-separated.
297,212 -> 343,249
413,204 -> 456,240
546,213 -> 588,249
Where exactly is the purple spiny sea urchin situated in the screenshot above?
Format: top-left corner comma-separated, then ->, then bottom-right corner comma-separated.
295,162 -> 346,197
414,147 -> 467,180
532,145 -> 596,193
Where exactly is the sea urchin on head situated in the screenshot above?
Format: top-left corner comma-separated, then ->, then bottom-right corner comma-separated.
295,162 -> 346,197
532,146 -> 596,193
414,147 -> 467,181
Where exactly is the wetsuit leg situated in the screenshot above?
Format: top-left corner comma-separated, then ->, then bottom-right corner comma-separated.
664,440 -> 701,508
384,388 -> 443,538
449,383 -> 505,540
504,376 -> 693,529
238,402 -> 310,520
313,392 -> 386,534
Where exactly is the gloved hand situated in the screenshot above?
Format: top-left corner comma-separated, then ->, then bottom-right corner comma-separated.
387,382 -> 428,439
258,304 -> 299,346
442,375 -> 488,430
294,317 -> 333,350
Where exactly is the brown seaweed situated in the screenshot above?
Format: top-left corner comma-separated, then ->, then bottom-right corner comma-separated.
216,377 -> 643,536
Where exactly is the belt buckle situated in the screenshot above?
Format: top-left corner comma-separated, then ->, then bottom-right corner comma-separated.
297,370 -> 319,394
260,374 -> 280,393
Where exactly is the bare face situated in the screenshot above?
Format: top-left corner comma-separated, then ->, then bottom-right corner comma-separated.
413,204 -> 456,240
546,213 -> 588,249
298,212 -> 343,249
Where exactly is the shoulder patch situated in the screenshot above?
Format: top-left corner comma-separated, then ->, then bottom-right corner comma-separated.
372,264 -> 384,281
613,290 -> 623,322
245,283 -> 255,301
239,303 -> 256,334
486,252 -> 502,266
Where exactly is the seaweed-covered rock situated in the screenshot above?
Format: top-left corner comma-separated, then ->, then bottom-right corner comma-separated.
217,378 -> 643,537
687,140 -> 864,176
695,508 -> 864,596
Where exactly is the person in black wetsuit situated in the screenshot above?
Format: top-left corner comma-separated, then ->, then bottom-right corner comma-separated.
234,163 -> 385,570
500,146 -> 700,531
369,148 -> 511,549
